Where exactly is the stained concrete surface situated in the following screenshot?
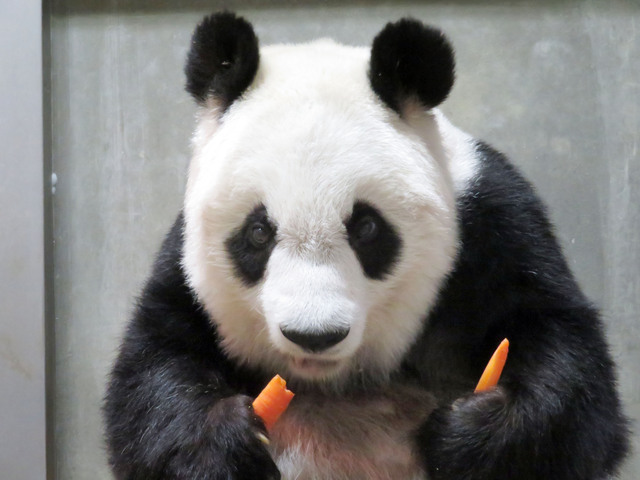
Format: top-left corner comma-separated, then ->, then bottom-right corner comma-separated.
49,1 -> 639,478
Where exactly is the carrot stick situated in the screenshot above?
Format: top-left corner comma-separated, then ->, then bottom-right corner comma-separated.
475,338 -> 509,393
252,374 -> 295,430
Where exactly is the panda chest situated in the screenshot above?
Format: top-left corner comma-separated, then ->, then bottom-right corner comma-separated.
269,386 -> 435,480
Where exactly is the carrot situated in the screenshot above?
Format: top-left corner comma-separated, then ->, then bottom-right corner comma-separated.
252,374 -> 295,430
475,338 -> 510,393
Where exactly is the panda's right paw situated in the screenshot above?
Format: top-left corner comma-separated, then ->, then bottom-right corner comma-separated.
167,394 -> 281,480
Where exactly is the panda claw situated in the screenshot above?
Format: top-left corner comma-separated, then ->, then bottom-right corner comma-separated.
255,431 -> 271,446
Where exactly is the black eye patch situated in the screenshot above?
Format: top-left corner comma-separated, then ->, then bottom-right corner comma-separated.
346,201 -> 402,279
225,204 -> 276,286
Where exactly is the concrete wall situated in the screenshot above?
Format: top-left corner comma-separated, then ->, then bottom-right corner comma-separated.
49,1 -> 639,478
0,1 -> 48,479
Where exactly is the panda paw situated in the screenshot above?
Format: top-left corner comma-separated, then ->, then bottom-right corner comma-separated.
167,394 -> 281,480
418,387 -> 510,480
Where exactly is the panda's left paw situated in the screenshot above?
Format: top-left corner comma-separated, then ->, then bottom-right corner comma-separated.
418,386 -> 509,480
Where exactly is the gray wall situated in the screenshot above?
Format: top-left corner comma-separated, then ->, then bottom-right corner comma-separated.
0,1 -> 48,479
48,1 -> 639,478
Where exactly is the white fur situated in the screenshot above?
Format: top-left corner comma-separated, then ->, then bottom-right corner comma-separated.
183,39 -> 480,386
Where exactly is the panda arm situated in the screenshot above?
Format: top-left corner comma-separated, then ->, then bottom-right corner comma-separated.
104,213 -> 279,480
418,305 -> 628,480
415,145 -> 629,480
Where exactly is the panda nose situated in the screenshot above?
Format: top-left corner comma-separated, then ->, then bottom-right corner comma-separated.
280,327 -> 350,352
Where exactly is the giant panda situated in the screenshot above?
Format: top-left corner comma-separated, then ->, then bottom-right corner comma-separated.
104,12 -> 629,480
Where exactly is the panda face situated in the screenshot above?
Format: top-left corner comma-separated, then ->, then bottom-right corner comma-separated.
183,35 -> 468,387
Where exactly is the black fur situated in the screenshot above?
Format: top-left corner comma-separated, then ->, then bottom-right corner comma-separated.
407,142 -> 629,479
185,12 -> 259,109
225,204 -> 277,286
104,214 -> 279,480
369,18 -> 455,113
346,201 -> 402,279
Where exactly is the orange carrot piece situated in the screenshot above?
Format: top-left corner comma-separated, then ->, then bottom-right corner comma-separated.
252,374 -> 295,430
475,338 -> 510,393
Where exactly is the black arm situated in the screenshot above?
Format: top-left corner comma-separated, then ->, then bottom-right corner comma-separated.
413,144 -> 629,479
419,305 -> 628,480
103,214 -> 279,480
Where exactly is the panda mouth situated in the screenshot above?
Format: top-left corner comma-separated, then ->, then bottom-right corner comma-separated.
289,356 -> 342,376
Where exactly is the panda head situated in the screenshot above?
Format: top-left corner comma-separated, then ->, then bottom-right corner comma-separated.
182,12 -> 465,388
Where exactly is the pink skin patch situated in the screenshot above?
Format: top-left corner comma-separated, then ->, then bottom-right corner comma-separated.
269,383 -> 436,480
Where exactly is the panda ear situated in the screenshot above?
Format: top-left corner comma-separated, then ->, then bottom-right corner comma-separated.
185,12 -> 259,110
369,18 -> 455,113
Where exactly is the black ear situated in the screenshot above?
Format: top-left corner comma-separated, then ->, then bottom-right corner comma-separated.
185,12 -> 259,109
369,18 -> 455,113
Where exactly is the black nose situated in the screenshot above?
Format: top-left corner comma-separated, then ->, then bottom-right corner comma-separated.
280,327 -> 350,352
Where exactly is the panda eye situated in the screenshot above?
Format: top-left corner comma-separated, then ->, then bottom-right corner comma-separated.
353,216 -> 379,244
248,221 -> 273,248
346,201 -> 402,280
226,205 -> 277,286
